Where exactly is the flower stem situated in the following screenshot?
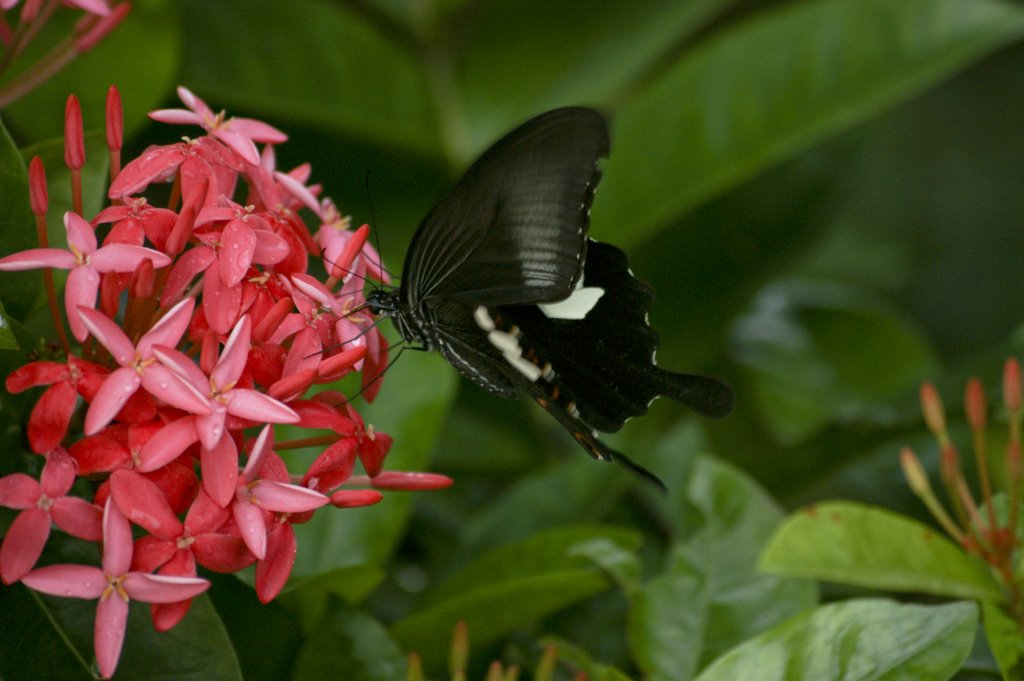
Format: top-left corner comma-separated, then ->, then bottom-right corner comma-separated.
275,434 -> 339,450
34,212 -> 70,354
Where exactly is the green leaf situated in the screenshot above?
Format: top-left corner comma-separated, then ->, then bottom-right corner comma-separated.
459,457 -> 632,553
281,564 -> 386,634
424,525 -> 642,606
759,501 -> 1005,601
0,583 -> 242,681
0,299 -> 18,350
694,599 -> 977,681
734,281 -> 938,444
393,526 -> 640,668
293,599 -> 407,681
0,117 -> 41,321
291,350 -> 457,574
205,573 -> 301,681
181,0 -> 439,155
630,457 -> 817,681
455,1 -> 740,155
597,0 -> 1024,246
981,599 -> 1024,681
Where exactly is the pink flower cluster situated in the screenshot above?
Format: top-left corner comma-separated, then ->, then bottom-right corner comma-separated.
0,86 -> 450,679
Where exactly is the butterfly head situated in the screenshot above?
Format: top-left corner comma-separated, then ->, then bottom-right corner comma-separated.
366,289 -> 399,317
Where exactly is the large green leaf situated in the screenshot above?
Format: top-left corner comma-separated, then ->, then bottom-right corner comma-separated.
597,0 -> 1024,246
454,0 -> 740,157
392,525 -> 641,669
981,599 -> 1024,681
181,0 -> 439,155
424,525 -> 642,606
630,457 -> 817,681
694,599 -> 977,681
759,501 -> 1005,601
291,350 -> 457,574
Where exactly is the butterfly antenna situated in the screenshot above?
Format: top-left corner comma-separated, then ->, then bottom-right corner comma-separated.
319,247 -> 381,292
363,169 -> 395,282
302,309 -> 387,360
334,343 -> 407,406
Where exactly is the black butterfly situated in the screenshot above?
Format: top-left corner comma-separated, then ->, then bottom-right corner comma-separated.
367,107 -> 733,486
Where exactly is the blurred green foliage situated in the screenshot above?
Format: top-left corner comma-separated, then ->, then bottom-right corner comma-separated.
2,0 -> 1024,679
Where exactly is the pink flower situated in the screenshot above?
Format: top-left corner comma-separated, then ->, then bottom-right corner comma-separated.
153,314 -> 300,451
94,198 -> 178,253
0,212 -> 170,341
137,315 -> 299,505
149,86 -> 287,166
77,297 -> 204,434
108,136 -> 240,204
21,499 -> 210,678
109,469 -> 253,630
232,425 -> 328,560
6,354 -> 108,453
0,448 -> 102,584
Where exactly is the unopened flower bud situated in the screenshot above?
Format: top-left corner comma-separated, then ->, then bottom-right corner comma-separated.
1004,358 -> 1021,414
28,156 -> 48,217
900,447 -> 931,497
64,95 -> 85,171
920,383 -> 946,438
965,378 -> 986,432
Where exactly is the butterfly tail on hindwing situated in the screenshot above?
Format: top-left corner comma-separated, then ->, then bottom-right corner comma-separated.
651,368 -> 735,420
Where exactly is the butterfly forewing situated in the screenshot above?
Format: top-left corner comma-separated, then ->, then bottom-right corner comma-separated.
402,107 -> 609,309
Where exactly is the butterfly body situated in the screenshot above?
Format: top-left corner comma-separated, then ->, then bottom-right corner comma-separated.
367,107 -> 733,484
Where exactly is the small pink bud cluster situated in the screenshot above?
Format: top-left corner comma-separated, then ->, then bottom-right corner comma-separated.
0,86 -> 451,679
901,358 -> 1023,607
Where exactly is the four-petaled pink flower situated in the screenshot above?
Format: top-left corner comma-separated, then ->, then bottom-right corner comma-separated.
149,86 -> 287,165
232,425 -> 328,560
77,297 -> 207,434
22,499 -> 210,678
153,314 -> 300,451
0,447 -> 102,584
0,211 -> 170,341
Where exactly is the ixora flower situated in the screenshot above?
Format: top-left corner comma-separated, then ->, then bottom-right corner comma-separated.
22,500 -> 210,679
0,211 -> 170,341
0,87 -> 452,678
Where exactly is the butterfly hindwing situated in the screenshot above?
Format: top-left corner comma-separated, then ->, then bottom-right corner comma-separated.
486,240 -> 734,434
402,107 -> 609,309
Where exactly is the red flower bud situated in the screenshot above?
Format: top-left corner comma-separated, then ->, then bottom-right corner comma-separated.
28,156 -> 48,217
64,95 -> 85,171
1004,358 -> 1021,414
965,378 -> 986,432
105,85 -> 123,152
